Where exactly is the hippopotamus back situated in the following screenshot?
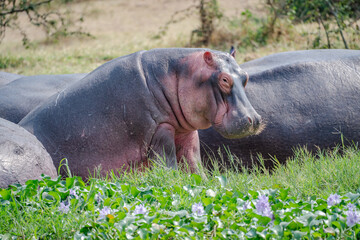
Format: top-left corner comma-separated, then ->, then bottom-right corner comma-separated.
0,73 -> 86,123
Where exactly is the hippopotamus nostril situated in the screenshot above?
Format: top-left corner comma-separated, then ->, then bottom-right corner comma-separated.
247,116 -> 253,125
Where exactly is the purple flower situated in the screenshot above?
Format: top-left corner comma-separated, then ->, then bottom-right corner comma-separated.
347,203 -> 356,211
69,189 -> 79,199
96,192 -> 102,203
99,206 -> 112,219
327,194 -> 341,207
58,201 -> 70,214
192,202 -> 205,216
255,195 -> 273,219
346,209 -> 360,227
134,204 -> 148,215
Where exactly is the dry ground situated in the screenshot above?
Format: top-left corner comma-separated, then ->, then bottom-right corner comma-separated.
0,0 -> 355,75
0,0 -> 267,74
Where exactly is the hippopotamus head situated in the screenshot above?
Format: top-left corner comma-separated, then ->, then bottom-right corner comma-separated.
178,49 -> 263,139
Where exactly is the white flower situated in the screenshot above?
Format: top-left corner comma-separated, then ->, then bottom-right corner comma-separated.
206,189 -> 216,197
192,202 -> 205,216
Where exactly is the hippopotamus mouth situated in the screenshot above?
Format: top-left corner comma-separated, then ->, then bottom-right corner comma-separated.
212,88 -> 265,139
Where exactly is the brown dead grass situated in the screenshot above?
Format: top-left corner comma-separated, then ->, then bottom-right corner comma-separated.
1,0 -> 354,75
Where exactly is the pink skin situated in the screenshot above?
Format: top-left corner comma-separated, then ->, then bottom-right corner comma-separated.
177,51 -> 227,131
149,51 -> 230,173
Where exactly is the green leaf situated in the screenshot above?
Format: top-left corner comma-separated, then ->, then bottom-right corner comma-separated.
191,174 -> 202,185
131,186 -> 140,197
215,175 -> 227,188
66,177 -> 75,189
344,193 -> 360,201
257,215 -> 272,225
245,228 -> 257,238
205,204 -> 213,214
137,228 -> 148,239
202,198 -> 212,206
0,189 -> 11,200
292,230 -> 307,240
279,188 -> 290,201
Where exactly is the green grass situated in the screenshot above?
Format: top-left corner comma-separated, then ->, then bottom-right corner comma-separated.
112,144 -> 360,199
1,146 -> 360,239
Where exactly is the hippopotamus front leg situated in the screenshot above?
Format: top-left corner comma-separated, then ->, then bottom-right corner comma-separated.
149,123 -> 177,169
149,123 -> 201,172
175,131 -> 201,173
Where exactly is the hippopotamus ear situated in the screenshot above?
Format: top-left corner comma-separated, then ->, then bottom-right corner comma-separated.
204,51 -> 214,66
230,46 -> 236,58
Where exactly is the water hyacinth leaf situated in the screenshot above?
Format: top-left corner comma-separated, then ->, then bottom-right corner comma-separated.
270,225 -> 284,237
0,189 -> 11,200
66,177 -> 75,189
205,204 -> 213,214
168,210 -> 188,218
137,228 -> 149,239
191,174 -> 202,185
56,188 -> 69,200
75,177 -> 86,187
121,184 -> 130,193
245,228 -> 257,238
215,175 -> 227,188
25,179 -> 39,187
324,227 -> 336,234
131,186 -> 140,197
248,190 -> 259,198
117,211 -> 127,220
287,221 -> 303,230
74,232 -> 93,240
202,197 -> 212,206
191,221 -> 205,230
257,215 -> 272,225
332,220 -> 346,230
345,192 -> 360,201
42,175 -> 61,187
292,230 -> 307,239
144,215 -> 157,224
312,232 -> 322,238
279,188 -> 290,201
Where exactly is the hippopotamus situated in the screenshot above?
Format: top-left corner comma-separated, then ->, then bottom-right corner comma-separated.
19,48 -> 262,178
0,73 -> 87,123
0,71 -> 23,87
199,49 -> 360,168
0,117 -> 56,188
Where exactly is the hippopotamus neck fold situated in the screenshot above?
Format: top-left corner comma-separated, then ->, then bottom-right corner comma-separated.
141,49 -> 202,133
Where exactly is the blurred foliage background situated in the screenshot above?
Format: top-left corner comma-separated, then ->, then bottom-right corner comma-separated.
0,0 -> 359,74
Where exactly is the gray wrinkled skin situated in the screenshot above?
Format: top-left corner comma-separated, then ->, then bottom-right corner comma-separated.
19,48 -> 260,178
0,73 -> 87,123
199,49 -> 360,169
0,117 -> 57,188
0,71 -> 23,87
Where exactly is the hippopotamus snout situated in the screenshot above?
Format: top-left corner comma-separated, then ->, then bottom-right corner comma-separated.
219,106 -> 263,139
247,111 -> 262,129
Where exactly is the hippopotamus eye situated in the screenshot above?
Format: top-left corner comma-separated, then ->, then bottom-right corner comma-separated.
218,74 -> 233,94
